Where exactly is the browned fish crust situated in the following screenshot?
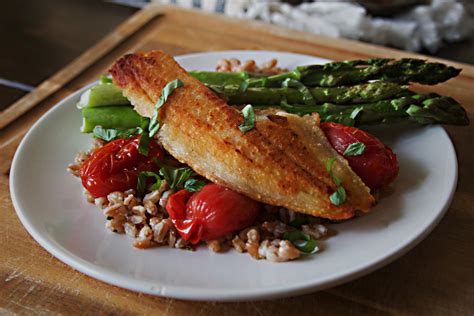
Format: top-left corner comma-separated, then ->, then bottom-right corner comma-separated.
110,51 -> 375,220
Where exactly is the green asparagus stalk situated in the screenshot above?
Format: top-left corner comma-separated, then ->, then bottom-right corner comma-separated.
209,82 -> 411,106
81,106 -> 142,133
189,58 -> 461,88
272,93 -> 469,126
77,83 -> 130,109
298,58 -> 461,87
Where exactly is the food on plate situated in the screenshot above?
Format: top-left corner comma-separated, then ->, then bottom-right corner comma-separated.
109,51 -> 374,219
68,51 -> 468,262
320,122 -> 399,191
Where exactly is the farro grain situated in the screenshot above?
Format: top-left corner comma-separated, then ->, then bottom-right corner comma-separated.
144,200 -> 158,216
124,222 -> 138,238
232,236 -> 246,253
94,197 -> 107,209
207,240 -> 221,253
159,189 -> 174,209
103,203 -> 125,218
167,229 -> 177,247
151,218 -> 171,243
302,223 -> 328,240
107,191 -> 125,204
84,190 -> 95,203
245,228 -> 261,259
133,225 -> 153,249
258,239 -> 300,262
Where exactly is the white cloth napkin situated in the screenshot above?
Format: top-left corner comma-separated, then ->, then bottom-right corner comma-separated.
143,0 -> 473,52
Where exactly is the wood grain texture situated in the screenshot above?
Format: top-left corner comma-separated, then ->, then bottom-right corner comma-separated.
0,5 -> 160,130
1,5 -> 473,315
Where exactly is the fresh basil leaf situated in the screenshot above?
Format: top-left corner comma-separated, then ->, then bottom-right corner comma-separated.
283,230 -> 318,254
93,126 -> 117,141
238,80 -> 249,93
325,157 -> 346,205
282,78 -> 315,106
350,107 -> 363,120
100,75 -> 112,84
93,126 -> 140,142
138,118 -> 151,156
343,142 -> 366,156
137,171 -> 162,196
158,164 -> 196,190
184,179 -> 206,192
149,79 -> 184,138
158,165 -> 175,187
329,186 -> 346,206
239,104 -> 255,133
325,157 -> 336,173
175,168 -> 195,188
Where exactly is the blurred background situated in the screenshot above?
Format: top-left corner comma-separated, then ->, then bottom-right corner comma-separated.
1,0 -> 473,111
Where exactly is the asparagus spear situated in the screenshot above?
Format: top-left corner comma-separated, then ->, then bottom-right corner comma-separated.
77,82 -> 130,108
189,58 -> 461,88
271,93 -> 469,126
209,82 -> 410,106
81,106 -> 142,133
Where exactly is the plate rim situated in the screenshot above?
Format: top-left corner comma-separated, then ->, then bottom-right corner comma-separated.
9,50 -> 458,301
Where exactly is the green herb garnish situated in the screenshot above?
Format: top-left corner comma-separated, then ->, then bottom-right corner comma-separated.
100,75 -> 112,84
282,78 -> 316,106
184,178 -> 206,192
325,157 -> 347,206
283,230 -> 318,254
238,81 -> 249,93
156,162 -> 206,192
92,126 -> 140,141
149,79 -> 184,138
137,171 -> 162,195
138,118 -> 151,156
343,142 -> 366,156
239,104 -> 255,133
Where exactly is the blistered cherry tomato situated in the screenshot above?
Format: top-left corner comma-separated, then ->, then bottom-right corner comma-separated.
80,136 -> 164,197
166,184 -> 261,244
321,122 -> 399,191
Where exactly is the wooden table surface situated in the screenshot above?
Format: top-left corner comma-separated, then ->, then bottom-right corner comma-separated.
1,5 -> 473,315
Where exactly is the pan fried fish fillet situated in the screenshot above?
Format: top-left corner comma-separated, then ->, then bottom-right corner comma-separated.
110,50 -> 375,220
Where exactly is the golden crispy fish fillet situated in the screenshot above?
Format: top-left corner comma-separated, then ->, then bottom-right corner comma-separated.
110,50 -> 375,220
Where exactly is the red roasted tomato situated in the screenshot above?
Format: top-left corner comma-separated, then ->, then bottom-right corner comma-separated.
166,184 -> 261,244
80,136 -> 164,197
321,122 -> 399,191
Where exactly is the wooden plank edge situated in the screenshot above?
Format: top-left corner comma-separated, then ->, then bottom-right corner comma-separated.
154,5 -> 474,76
0,4 -> 162,130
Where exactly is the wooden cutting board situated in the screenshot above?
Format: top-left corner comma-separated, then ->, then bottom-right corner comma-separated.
1,5 -> 473,315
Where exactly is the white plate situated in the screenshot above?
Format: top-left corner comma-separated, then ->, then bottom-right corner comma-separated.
10,51 -> 457,301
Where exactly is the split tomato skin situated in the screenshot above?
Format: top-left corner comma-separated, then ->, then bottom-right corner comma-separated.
166,184 -> 261,244
320,122 -> 399,191
80,136 -> 164,198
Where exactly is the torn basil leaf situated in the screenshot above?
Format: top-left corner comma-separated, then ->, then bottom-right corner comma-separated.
283,230 -> 318,254
238,80 -> 249,93
329,186 -> 346,206
92,126 -> 139,142
184,179 -> 206,192
158,164 -> 196,190
137,171 -> 161,195
138,118 -> 151,156
325,157 -> 347,205
100,75 -> 112,84
282,78 -> 316,106
343,142 -> 366,156
239,104 -> 255,133
149,79 -> 184,138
